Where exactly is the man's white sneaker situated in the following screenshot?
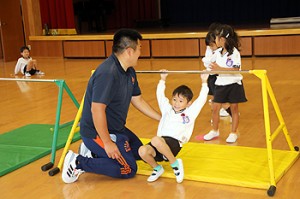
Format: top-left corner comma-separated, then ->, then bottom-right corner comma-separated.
203,130 -> 219,141
226,133 -> 238,143
219,108 -> 229,117
173,159 -> 184,183
147,166 -> 164,182
62,150 -> 84,184
78,142 -> 93,158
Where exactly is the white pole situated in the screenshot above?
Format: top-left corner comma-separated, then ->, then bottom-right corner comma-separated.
0,78 -> 58,82
136,70 -> 251,74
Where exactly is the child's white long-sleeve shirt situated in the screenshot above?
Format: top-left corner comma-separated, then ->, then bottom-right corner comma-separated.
156,80 -> 208,145
202,46 -> 219,70
15,57 -> 32,74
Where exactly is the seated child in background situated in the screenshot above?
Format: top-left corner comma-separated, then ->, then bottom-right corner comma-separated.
138,70 -> 209,183
14,46 -> 45,77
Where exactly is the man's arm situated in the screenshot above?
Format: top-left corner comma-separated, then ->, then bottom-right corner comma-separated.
131,95 -> 161,121
91,102 -> 121,159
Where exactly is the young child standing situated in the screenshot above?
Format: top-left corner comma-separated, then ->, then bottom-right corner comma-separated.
14,46 -> 45,77
202,31 -> 231,119
203,24 -> 247,143
138,70 -> 209,183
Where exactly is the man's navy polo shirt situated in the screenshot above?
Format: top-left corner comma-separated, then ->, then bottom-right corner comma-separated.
80,54 -> 141,138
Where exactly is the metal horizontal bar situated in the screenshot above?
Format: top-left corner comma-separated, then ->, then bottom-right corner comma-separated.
136,70 -> 251,74
0,78 -> 59,82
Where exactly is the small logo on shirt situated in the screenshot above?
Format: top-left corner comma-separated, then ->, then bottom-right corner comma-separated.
181,113 -> 190,124
226,58 -> 233,67
131,76 -> 135,85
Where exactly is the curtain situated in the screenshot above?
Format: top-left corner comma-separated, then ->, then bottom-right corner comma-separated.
39,0 -> 76,35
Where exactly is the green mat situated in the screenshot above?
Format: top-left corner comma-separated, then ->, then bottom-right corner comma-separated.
0,124 -> 81,176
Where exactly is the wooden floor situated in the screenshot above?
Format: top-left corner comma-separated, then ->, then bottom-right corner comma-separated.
0,56 -> 300,199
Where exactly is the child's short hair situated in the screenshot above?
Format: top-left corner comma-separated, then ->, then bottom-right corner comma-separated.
20,46 -> 30,53
205,31 -> 216,46
172,85 -> 193,102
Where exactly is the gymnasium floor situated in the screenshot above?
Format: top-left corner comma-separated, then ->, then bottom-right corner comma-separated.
0,56 -> 299,199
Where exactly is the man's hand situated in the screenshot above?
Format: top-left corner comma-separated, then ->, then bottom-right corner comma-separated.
104,141 -> 121,159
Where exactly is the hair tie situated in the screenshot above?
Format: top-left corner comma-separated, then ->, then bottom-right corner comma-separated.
226,33 -> 229,38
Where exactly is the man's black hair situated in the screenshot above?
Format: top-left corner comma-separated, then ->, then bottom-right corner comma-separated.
112,29 -> 142,54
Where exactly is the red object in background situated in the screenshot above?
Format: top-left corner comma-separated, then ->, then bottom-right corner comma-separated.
39,0 -> 75,29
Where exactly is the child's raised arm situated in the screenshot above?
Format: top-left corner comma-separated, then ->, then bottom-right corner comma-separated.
159,69 -> 168,81
200,73 -> 209,83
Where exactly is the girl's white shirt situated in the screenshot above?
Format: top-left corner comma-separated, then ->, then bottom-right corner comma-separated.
214,47 -> 243,86
202,46 -> 219,71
